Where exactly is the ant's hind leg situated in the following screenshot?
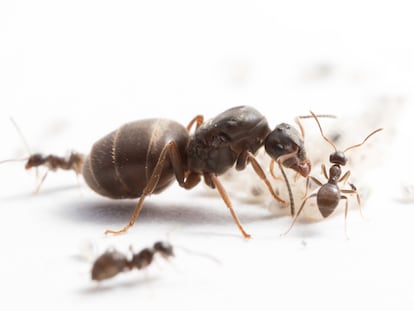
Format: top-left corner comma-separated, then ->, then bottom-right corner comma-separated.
105,141 -> 185,236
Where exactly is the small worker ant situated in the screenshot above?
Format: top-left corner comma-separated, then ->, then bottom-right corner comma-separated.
283,111 -> 383,237
0,119 -> 84,192
91,241 -> 174,281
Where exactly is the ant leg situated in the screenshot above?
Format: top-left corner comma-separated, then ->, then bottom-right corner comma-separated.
321,164 -> 328,179
186,115 -> 204,132
105,141 -> 184,235
282,193 -> 317,235
340,195 -> 350,239
246,152 -> 287,205
209,174 -> 251,239
34,171 -> 49,194
302,176 -> 323,199
338,170 -> 351,185
341,188 -> 363,218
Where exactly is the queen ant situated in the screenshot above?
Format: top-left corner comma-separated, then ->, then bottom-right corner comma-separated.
283,111 -> 383,237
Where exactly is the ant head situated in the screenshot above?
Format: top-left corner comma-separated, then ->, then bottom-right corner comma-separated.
25,154 -> 45,170
264,123 -> 310,177
329,151 -> 347,166
154,241 -> 174,258
310,112 -> 383,165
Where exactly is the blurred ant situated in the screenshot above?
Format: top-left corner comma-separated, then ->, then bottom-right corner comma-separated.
91,241 -> 174,282
284,111 -> 383,237
0,118 -> 84,192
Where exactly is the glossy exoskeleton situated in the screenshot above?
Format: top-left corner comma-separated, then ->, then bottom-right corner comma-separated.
81,106 -> 310,238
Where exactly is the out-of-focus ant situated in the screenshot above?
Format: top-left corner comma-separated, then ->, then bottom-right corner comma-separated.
0,118 -> 84,192
91,241 -> 174,281
283,111 -> 383,237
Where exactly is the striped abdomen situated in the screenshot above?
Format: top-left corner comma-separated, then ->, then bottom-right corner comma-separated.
82,119 -> 189,199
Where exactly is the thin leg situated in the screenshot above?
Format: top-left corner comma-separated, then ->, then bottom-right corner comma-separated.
186,115 -> 204,132
338,170 -> 351,185
340,195 -> 350,240
282,194 -> 317,236
105,141 -> 184,235
246,152 -> 286,205
341,188 -> 363,219
209,174 -> 251,239
34,171 -> 48,194
321,164 -> 328,180
302,175 -> 323,199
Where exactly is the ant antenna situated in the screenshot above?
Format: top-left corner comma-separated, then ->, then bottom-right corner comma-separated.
310,111 -> 384,154
344,128 -> 384,153
295,113 -> 336,139
10,117 -> 33,155
309,111 -> 337,151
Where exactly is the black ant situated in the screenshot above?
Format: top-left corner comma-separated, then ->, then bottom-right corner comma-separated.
91,241 -> 174,281
284,111 -> 383,237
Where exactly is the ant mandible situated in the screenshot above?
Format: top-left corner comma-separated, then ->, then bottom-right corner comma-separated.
283,111 -> 383,237
91,241 -> 174,281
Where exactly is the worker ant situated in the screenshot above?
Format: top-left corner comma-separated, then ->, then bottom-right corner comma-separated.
91,241 -> 174,281
283,111 -> 383,237
0,118 -> 84,193
2,106 -> 312,238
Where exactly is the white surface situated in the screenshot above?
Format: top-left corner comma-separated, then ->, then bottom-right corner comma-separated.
1,1 -> 414,310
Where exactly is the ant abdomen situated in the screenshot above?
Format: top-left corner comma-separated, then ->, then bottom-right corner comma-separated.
317,183 -> 341,217
82,119 -> 188,199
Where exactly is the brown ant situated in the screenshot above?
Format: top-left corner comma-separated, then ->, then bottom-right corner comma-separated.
0,118 -> 84,192
283,111 -> 383,237
91,241 -> 174,281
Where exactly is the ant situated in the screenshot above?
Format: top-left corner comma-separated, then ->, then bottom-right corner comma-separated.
0,118 -> 84,192
283,111 -> 383,237
2,106 -> 311,238
91,241 -> 174,281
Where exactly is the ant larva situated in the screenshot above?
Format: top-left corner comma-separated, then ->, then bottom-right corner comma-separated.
283,111 -> 383,237
91,241 -> 174,281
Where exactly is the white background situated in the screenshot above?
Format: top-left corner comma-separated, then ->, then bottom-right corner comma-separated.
1,1 -> 414,310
